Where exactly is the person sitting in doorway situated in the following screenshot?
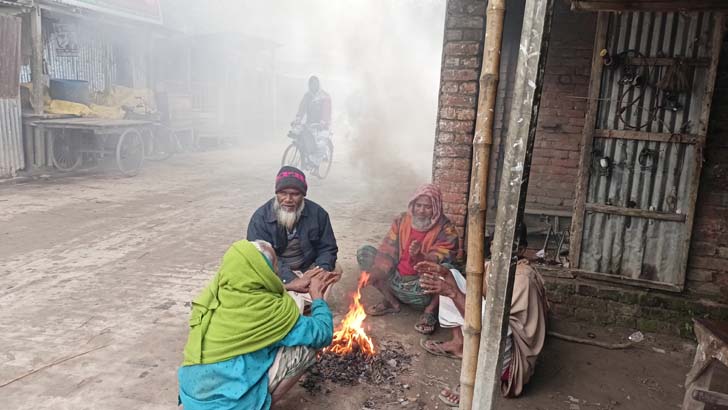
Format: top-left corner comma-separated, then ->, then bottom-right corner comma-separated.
178,240 -> 337,410
247,166 -> 341,306
417,224 -> 548,404
358,183 -> 460,335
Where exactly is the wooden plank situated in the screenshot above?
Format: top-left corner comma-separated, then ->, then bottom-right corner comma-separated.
594,129 -> 704,144
692,389 -> 728,406
30,5 -> 43,115
569,12 -> 610,270
676,12 -> 725,290
32,118 -> 153,128
0,16 -> 21,98
585,203 -> 687,222
571,269 -> 683,292
472,0 -> 554,408
623,57 -> 710,67
572,1 -> 728,12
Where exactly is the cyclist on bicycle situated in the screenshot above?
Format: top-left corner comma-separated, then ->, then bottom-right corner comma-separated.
293,76 -> 331,170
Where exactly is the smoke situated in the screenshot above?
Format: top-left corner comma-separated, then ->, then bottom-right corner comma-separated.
169,0 -> 446,186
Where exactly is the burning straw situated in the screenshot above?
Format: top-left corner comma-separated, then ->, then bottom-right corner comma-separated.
302,272 -> 415,394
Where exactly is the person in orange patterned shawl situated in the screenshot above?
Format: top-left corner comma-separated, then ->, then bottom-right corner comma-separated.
357,183 -> 460,335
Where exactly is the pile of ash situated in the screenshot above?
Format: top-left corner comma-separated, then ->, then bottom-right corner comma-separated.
301,340 -> 415,394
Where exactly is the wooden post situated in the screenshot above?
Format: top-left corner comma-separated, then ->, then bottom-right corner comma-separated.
459,1 -> 506,409
29,2 -> 43,115
568,12 -> 609,269
472,0 -> 554,408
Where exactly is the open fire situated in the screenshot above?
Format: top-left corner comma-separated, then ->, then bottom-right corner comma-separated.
325,271 -> 376,356
304,272 -> 413,395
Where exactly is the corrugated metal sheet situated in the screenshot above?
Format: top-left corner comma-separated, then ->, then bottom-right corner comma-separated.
20,19 -> 117,92
44,22 -> 116,92
0,15 -> 24,179
596,11 -> 714,134
580,11 -> 718,285
0,97 -> 24,178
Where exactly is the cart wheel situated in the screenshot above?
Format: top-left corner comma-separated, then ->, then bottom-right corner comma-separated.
51,131 -> 82,172
281,143 -> 302,168
116,128 -> 145,176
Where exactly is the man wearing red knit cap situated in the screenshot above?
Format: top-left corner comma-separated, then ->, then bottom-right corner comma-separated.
247,166 -> 340,305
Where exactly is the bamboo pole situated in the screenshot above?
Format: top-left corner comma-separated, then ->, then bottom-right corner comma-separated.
473,0 -> 554,408
459,1 -> 506,409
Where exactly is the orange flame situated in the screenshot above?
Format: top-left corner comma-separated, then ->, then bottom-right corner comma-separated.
325,271 -> 376,356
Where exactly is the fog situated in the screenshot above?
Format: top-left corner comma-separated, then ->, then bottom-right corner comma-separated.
168,0 -> 446,183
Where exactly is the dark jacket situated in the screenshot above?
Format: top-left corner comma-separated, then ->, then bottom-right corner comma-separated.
246,198 -> 338,284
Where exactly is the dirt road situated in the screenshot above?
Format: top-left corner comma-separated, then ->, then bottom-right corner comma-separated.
0,146 -> 692,409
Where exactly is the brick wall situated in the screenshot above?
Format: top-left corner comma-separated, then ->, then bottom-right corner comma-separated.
432,0 -> 487,236
431,1 -> 728,337
434,1 -> 593,227
526,7 -> 595,210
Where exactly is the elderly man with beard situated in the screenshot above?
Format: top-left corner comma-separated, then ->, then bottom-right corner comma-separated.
358,184 -> 460,335
247,166 -> 340,306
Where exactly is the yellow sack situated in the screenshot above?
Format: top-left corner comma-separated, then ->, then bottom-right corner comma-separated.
88,104 -> 125,119
98,85 -> 156,115
46,99 -> 91,116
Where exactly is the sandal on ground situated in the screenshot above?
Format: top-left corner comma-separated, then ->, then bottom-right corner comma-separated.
419,339 -> 462,360
364,302 -> 400,316
414,312 -> 438,335
438,385 -> 460,407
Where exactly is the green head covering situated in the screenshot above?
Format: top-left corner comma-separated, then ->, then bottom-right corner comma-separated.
182,240 -> 299,365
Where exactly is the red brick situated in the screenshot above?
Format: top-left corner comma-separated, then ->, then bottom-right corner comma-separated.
688,269 -> 716,282
444,42 -> 480,56
550,158 -> 579,168
437,132 -> 455,144
444,57 -> 461,68
435,144 -> 472,158
690,256 -> 726,271
438,119 -> 474,133
459,82 -> 478,95
691,241 -> 718,257
461,57 -> 480,68
446,30 -> 463,41
462,29 -> 484,41
442,192 -> 467,203
446,16 -> 484,30
434,157 -> 471,171
442,69 -> 479,82
442,81 -> 459,93
453,133 -> 473,145
444,203 -> 468,216
437,181 -> 470,194
456,108 -> 476,121
440,107 -> 457,120
440,93 -> 476,108
439,168 -> 471,182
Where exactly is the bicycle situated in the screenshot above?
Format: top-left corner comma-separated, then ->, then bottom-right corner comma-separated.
281,123 -> 334,179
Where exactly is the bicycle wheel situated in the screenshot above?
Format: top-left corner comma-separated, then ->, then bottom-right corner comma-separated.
146,125 -> 175,161
116,128 -> 145,176
315,139 -> 334,179
281,143 -> 302,168
51,131 -> 82,172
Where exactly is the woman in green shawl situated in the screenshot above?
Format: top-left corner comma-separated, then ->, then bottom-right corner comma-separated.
178,240 -> 336,410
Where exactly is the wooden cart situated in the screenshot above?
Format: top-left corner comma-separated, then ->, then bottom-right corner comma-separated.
31,118 -> 153,177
